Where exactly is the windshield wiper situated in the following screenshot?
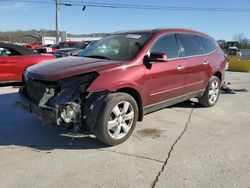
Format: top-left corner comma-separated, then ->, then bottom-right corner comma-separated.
83,55 -> 110,60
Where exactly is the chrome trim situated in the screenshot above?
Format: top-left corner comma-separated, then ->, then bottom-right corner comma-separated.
184,80 -> 204,88
146,32 -> 218,62
149,80 -> 204,97
150,86 -> 183,97
177,65 -> 185,71
166,49 -> 218,62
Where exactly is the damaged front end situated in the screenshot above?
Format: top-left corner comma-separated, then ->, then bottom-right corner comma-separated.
19,72 -> 108,133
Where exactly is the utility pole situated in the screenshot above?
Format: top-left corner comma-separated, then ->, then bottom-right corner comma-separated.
55,0 -> 60,43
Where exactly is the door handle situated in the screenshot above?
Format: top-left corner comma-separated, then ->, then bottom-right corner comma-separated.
177,65 -> 185,71
203,61 -> 209,65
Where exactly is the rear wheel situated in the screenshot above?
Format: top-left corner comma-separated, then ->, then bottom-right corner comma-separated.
198,76 -> 221,107
95,93 -> 138,146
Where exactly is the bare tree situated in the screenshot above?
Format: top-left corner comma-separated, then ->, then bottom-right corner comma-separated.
233,33 -> 248,48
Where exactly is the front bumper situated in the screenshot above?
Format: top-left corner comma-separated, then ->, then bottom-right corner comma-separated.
19,87 -> 60,124
19,80 -> 109,132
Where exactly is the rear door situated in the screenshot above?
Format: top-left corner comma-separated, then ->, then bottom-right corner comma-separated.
0,56 -> 24,82
9,56 -> 29,81
0,57 -> 12,82
198,35 -> 220,84
144,34 -> 186,106
177,34 -> 208,94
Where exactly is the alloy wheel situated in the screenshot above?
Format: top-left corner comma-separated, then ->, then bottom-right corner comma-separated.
208,80 -> 220,104
107,101 -> 134,140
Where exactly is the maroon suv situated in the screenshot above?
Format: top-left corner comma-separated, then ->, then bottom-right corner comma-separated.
19,28 -> 227,145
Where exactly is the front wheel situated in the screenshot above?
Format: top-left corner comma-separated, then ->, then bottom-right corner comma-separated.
198,76 -> 221,107
94,93 -> 138,146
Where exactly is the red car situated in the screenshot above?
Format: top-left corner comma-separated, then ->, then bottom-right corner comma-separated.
36,41 -> 79,54
0,42 -> 55,83
23,42 -> 43,50
20,28 -> 227,145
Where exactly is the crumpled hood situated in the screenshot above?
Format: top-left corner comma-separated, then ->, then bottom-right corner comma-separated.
26,56 -> 123,81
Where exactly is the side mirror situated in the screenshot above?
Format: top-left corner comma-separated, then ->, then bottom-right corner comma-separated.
149,52 -> 168,63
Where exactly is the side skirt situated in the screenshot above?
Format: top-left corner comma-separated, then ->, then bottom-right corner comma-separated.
143,89 -> 205,115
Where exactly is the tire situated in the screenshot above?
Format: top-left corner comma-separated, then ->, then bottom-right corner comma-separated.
198,76 -> 221,107
94,92 -> 138,146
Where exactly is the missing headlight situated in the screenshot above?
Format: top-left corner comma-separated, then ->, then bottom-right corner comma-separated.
60,103 -> 81,124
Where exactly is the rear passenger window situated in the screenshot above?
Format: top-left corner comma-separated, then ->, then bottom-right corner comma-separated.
179,34 -> 202,57
150,34 -> 179,59
198,36 -> 217,54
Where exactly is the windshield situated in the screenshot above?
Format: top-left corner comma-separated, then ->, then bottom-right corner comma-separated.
79,33 -> 152,61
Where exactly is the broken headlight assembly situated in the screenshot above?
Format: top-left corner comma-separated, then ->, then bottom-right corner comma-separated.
21,72 -> 99,127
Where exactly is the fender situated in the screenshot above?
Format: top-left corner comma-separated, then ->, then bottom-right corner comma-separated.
82,90 -> 110,133
88,64 -> 147,106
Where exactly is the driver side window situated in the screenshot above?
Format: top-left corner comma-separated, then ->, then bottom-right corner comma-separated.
0,48 -> 11,56
150,34 -> 180,59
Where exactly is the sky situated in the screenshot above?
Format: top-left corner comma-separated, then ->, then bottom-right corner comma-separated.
0,0 -> 250,40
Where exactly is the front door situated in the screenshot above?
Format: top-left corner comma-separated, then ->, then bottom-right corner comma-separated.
144,34 -> 186,106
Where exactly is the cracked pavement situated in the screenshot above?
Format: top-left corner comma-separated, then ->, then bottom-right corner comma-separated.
0,71 -> 250,188
152,108 -> 195,188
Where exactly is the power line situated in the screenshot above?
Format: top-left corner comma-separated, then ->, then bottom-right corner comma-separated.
63,0 -> 250,12
1,0 -> 250,12
60,0 -> 250,12
0,0 -> 52,4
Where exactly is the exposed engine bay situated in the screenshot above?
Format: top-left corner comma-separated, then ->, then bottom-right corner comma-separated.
19,72 -> 108,133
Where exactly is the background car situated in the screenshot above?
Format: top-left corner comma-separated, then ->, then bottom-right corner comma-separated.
55,40 -> 96,58
23,41 -> 43,50
36,41 -> 79,54
41,44 -> 53,48
0,42 -> 55,83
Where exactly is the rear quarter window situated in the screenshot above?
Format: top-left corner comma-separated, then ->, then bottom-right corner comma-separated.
179,34 -> 202,57
198,36 -> 218,54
